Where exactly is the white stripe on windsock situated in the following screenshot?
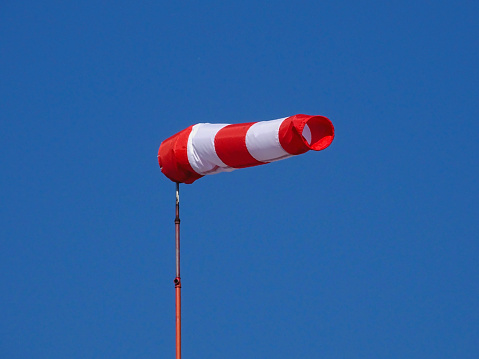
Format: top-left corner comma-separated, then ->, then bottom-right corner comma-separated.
187,123 -> 235,175
245,118 -> 292,163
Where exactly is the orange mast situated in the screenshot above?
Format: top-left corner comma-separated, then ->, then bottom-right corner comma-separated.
174,182 -> 181,359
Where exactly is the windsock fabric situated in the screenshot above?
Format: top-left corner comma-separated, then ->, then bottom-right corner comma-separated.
158,114 -> 334,184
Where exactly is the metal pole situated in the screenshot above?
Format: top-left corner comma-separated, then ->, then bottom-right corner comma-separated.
174,182 -> 181,359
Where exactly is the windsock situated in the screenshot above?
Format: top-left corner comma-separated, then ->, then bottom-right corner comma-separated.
158,114 -> 334,184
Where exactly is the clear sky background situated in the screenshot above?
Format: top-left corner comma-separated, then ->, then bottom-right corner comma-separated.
1,1 -> 478,358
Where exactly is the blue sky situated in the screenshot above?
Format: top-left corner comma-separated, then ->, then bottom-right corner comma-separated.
1,1 -> 478,358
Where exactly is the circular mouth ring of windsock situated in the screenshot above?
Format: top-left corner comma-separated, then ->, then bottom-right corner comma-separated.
279,114 -> 335,155
302,115 -> 335,151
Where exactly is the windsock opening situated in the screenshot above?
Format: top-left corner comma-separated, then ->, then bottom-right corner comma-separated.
302,116 -> 335,151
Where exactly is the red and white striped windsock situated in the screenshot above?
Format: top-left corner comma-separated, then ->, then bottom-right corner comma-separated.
158,114 -> 334,184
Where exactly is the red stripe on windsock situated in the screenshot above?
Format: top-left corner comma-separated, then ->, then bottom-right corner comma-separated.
214,122 -> 266,168
158,125 -> 203,184
279,114 -> 334,155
